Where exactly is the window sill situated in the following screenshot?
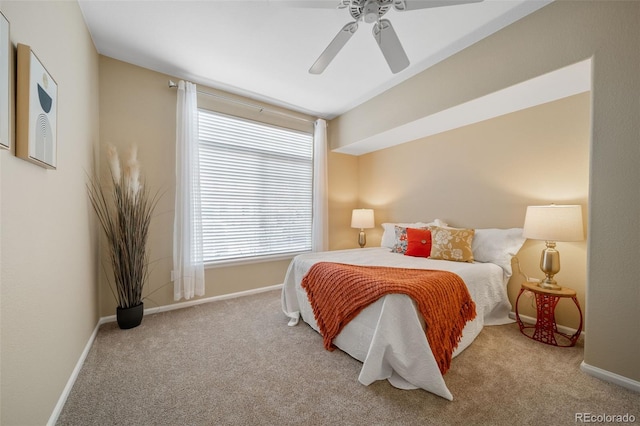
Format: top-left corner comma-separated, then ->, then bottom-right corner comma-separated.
205,251 -> 310,269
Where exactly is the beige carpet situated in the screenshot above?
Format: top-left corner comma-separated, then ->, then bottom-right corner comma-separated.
57,289 -> 638,425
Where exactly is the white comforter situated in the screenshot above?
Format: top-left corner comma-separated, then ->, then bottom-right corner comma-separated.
281,247 -> 512,400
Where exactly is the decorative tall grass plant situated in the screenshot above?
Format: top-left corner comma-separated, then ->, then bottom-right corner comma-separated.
87,145 -> 158,316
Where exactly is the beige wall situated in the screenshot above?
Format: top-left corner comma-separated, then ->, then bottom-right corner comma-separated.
332,1 -> 640,383
98,56 -> 175,316
328,149 -> 358,250
357,93 -> 589,329
98,56 -> 358,315
0,1 -> 100,425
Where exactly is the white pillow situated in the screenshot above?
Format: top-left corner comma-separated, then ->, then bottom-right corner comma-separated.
380,219 -> 448,248
472,228 -> 526,277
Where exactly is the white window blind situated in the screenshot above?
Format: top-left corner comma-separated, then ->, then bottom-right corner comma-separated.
198,109 -> 313,263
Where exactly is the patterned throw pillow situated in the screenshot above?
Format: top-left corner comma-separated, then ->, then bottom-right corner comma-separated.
429,226 -> 475,262
390,225 -> 410,253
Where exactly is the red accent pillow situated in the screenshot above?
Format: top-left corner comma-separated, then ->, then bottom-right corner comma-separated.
405,228 -> 432,258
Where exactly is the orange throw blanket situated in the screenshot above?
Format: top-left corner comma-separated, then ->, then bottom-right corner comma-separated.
301,262 -> 476,375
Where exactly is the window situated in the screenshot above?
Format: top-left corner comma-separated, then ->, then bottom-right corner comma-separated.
198,109 -> 314,264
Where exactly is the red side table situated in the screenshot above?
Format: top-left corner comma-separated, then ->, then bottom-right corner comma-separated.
515,281 -> 583,347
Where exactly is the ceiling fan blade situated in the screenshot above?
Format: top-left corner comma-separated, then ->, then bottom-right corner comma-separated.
393,0 -> 483,12
309,21 -> 358,74
373,19 -> 409,74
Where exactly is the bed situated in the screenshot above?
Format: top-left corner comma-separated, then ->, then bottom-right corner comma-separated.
281,223 -> 525,400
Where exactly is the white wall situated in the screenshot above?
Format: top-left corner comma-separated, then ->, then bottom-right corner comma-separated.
0,1 -> 100,424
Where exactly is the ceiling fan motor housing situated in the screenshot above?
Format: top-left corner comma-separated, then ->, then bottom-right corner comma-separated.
350,0 -> 393,22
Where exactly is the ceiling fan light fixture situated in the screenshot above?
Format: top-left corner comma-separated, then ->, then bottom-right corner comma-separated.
363,0 -> 379,23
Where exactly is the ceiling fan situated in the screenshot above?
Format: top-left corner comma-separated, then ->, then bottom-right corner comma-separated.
307,0 -> 484,75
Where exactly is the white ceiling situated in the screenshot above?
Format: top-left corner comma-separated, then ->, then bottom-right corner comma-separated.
78,0 -> 552,119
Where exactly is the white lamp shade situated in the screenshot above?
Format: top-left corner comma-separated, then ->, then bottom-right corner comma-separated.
523,205 -> 584,242
351,209 -> 375,229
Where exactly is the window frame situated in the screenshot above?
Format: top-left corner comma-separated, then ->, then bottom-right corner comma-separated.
197,108 -> 314,266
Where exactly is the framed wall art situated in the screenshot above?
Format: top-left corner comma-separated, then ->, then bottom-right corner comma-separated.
16,43 -> 57,169
0,12 -> 9,150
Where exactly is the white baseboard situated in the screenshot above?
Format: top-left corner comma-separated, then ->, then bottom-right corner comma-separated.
508,312 -> 639,394
508,311 -> 585,338
48,283 -> 284,424
47,321 -> 102,426
580,361 -> 640,394
99,283 -> 284,324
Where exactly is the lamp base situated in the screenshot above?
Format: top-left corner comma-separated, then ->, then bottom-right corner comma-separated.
538,279 -> 561,291
358,230 -> 366,248
538,241 -> 561,290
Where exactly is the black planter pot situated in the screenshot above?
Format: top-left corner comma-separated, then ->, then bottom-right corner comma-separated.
116,303 -> 144,329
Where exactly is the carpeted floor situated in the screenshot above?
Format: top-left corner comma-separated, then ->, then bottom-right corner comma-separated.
57,289 -> 639,426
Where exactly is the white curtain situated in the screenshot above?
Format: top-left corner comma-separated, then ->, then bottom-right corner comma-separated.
173,80 -> 205,300
312,119 -> 329,252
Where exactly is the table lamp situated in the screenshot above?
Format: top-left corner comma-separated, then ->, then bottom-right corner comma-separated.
522,204 -> 583,290
351,209 -> 375,248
